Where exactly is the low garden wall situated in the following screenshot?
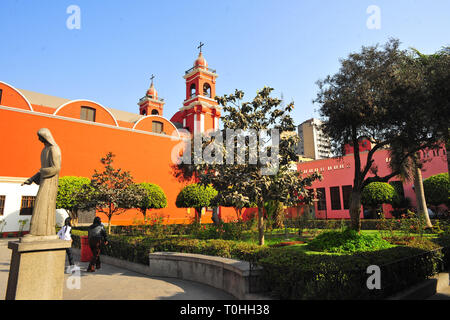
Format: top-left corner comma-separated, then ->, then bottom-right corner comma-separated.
148,252 -> 264,299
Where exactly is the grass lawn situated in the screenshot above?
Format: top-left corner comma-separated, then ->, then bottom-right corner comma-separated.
238,228 -> 440,255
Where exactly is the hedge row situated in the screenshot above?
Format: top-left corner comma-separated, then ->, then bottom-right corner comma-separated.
258,245 -> 446,300
285,218 -> 449,231
70,231 -> 269,265
71,229 -> 450,300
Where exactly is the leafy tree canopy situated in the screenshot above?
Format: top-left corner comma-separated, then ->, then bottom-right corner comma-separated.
423,173 -> 450,206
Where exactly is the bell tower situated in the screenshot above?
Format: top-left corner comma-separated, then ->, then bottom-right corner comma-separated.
138,75 -> 165,116
178,44 -> 220,134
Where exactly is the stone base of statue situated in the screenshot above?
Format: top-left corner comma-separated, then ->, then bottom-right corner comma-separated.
5,236 -> 72,300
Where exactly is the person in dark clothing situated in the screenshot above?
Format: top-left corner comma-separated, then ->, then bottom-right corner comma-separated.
87,216 -> 108,272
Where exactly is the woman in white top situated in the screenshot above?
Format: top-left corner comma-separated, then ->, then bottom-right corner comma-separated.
57,217 -> 75,273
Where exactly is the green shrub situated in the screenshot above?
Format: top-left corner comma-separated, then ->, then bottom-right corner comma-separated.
191,221 -> 248,240
307,229 -> 393,253
135,182 -> 167,218
258,245 -> 445,299
423,173 -> 450,206
362,182 -> 398,218
70,231 -> 269,265
176,184 -> 218,222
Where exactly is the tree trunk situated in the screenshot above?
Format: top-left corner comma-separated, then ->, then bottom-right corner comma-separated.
235,208 -> 243,221
211,207 -> 220,225
446,137 -> 450,176
107,215 -> 112,234
349,190 -> 362,231
412,164 -> 433,228
69,209 -> 78,226
258,205 -> 265,246
274,201 -> 285,228
195,208 -> 202,224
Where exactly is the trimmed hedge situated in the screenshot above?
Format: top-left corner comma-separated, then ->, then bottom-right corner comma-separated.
287,218 -> 448,231
70,231 -> 269,265
423,173 -> 450,206
258,244 -> 445,300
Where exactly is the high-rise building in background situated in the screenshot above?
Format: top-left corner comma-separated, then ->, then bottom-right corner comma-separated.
296,118 -> 332,160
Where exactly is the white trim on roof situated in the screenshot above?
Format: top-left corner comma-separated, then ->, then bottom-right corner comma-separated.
0,105 -> 185,141
132,115 -> 180,139
53,99 -> 119,127
0,81 -> 34,111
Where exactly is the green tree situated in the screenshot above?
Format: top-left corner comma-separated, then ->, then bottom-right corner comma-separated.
211,188 -> 256,222
315,39 -> 441,231
423,173 -> 450,207
56,176 -> 90,225
361,182 -> 398,218
410,47 -> 450,174
79,152 -> 141,233
175,183 -> 218,223
134,183 -> 167,220
386,47 -> 450,227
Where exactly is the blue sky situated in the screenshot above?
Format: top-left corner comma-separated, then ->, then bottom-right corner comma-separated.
1,0 -> 449,125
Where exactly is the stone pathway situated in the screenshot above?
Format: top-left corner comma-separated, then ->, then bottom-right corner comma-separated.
0,239 -> 234,300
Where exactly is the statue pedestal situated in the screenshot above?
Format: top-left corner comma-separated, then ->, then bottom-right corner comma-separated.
6,238 -> 72,300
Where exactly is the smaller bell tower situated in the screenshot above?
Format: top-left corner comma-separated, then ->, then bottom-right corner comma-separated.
138,75 -> 165,116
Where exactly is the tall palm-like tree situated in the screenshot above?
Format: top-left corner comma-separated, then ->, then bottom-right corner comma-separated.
389,148 -> 432,228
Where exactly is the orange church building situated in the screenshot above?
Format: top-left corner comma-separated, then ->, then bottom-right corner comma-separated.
0,51 -> 235,233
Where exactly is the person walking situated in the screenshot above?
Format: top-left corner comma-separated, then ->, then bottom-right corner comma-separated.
86,217 -> 108,272
57,217 -> 75,274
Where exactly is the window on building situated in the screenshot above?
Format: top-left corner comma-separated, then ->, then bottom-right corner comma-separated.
190,84 -> 196,97
0,89 -> 3,104
316,187 -> 326,211
203,83 -> 211,98
20,196 -> 36,215
140,109 -> 147,116
342,185 -> 352,210
80,106 -> 96,122
330,186 -> 341,210
151,109 -> 159,115
152,121 -> 163,134
0,195 -> 5,215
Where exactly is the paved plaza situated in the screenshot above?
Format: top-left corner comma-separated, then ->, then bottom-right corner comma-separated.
0,238 -> 234,300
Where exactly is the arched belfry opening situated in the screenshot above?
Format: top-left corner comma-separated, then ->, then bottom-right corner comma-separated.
190,83 -> 196,97
203,83 -> 211,98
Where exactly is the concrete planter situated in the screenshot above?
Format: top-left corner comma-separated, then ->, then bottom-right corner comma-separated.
148,252 -> 266,300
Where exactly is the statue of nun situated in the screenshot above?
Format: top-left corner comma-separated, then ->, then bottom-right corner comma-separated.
22,128 -> 61,238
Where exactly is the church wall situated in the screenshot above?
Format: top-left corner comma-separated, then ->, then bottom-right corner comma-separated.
0,105 -> 237,227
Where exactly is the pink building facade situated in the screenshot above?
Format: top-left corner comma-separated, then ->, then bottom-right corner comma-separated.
297,147 -> 448,219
